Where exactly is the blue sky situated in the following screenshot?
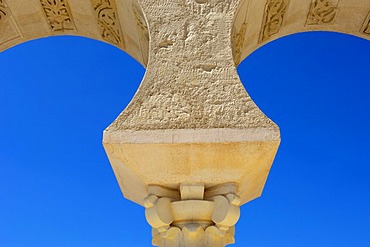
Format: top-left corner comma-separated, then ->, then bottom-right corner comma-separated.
0,31 -> 369,246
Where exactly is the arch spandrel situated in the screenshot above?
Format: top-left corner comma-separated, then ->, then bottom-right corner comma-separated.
233,0 -> 370,66
0,0 -> 149,67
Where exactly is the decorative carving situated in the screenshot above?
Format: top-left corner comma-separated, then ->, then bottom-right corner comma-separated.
259,0 -> 289,43
153,225 -> 236,247
232,0 -> 250,65
0,0 -> 7,23
362,12 -> 370,35
232,21 -> 247,66
144,184 -> 240,247
40,0 -> 76,31
306,0 -> 338,25
0,0 -> 22,46
92,0 -> 125,47
184,0 -> 236,16
132,2 -> 149,65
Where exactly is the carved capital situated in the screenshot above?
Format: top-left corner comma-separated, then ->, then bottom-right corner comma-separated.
144,184 -> 240,247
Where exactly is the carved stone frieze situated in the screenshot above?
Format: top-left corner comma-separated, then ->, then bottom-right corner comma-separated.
40,0 -> 76,31
259,0 -> 289,43
0,0 -> 7,23
306,0 -> 339,25
92,0 -> 125,48
362,12 -> 370,35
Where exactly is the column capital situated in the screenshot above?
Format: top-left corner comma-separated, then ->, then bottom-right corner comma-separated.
145,184 -> 240,247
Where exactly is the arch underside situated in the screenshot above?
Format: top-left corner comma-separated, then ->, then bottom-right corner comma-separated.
0,0 -> 149,66
0,0 -> 369,68
233,0 -> 370,65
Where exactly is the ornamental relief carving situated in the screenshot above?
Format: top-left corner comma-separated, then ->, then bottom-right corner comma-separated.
0,0 -> 7,23
40,0 -> 76,31
184,0 -> 236,16
232,20 -> 247,65
133,2 -> 149,65
0,0 -> 22,46
92,0 -> 125,48
306,0 -> 339,25
259,0 -> 289,43
362,12 -> 370,35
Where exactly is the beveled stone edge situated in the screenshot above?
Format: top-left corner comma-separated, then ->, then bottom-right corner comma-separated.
103,127 -> 280,144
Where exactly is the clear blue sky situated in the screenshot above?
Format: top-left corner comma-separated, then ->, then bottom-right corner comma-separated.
0,31 -> 369,246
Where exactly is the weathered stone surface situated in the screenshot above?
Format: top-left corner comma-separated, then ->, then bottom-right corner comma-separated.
1,0 -> 369,65
107,0 -> 276,130
102,0 -> 281,210
1,0 -> 370,246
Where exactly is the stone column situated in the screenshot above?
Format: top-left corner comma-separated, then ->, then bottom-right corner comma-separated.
103,0 -> 280,246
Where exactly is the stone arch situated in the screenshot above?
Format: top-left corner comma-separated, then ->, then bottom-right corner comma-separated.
0,0 -> 149,66
233,0 -> 370,66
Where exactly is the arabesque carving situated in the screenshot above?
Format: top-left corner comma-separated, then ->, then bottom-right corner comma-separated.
0,0 -> 7,23
306,0 -> 338,25
259,0 -> 289,43
92,0 -> 125,47
362,12 -> 370,35
40,0 -> 76,31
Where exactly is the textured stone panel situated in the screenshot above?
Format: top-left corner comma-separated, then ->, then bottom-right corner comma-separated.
91,0 -> 125,47
40,0 -> 76,31
306,0 -> 339,25
259,0 -> 289,43
0,0 -> 22,46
